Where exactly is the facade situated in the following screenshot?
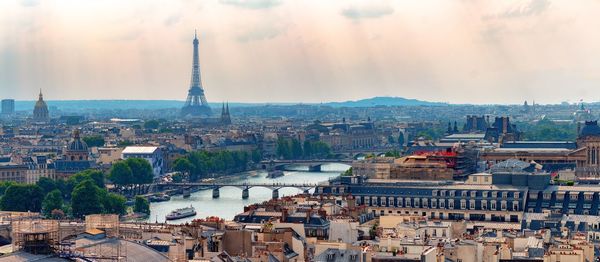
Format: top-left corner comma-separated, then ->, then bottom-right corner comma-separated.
1,99 -> 15,116
0,163 -> 28,183
54,130 -> 94,178
576,120 -> 600,179
122,146 -> 164,178
32,90 -> 50,122
181,31 -> 212,117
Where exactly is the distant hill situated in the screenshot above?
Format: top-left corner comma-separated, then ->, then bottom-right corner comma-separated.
324,96 -> 446,107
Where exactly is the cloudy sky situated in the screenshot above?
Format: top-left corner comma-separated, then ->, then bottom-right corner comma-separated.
1,0 -> 600,104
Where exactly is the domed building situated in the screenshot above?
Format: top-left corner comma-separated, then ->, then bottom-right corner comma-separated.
54,129 -> 95,179
576,120 -> 600,178
33,90 -> 49,122
66,129 -> 89,161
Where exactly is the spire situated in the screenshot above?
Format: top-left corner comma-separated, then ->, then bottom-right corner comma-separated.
194,29 -> 197,40
39,89 -> 43,101
226,102 -> 230,114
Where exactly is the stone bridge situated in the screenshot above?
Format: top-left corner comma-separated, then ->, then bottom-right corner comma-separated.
155,182 -> 320,199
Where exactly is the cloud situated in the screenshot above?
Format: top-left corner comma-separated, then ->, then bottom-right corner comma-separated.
236,25 -> 284,42
164,14 -> 182,26
491,0 -> 551,19
341,4 -> 394,20
20,0 -> 39,7
219,0 -> 281,10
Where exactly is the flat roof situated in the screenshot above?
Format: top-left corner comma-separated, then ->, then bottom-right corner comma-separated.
122,146 -> 159,154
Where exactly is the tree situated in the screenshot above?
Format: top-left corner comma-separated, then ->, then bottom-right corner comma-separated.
291,139 -> 303,159
102,192 -> 126,215
71,180 -> 104,218
125,158 -> 153,184
37,177 -> 57,196
82,135 -> 105,147
0,184 -> 44,212
70,169 -> 105,188
398,132 -> 405,146
109,161 -> 133,187
134,196 -> 150,214
42,189 -> 63,217
173,158 -> 194,177
144,120 -> 160,130
0,181 -> 16,197
251,149 -> 262,163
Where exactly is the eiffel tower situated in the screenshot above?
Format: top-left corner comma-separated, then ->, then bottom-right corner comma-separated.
181,30 -> 212,117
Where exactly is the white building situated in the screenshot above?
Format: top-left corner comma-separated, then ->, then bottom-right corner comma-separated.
121,146 -> 164,178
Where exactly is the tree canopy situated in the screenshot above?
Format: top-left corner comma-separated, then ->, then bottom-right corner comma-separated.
0,184 -> 44,212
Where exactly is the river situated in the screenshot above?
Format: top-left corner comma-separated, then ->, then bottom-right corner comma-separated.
147,163 -> 349,223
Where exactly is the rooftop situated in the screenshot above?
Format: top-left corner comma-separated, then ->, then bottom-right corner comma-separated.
122,146 -> 159,154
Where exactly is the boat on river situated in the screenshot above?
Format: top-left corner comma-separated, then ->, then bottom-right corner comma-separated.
166,206 -> 197,220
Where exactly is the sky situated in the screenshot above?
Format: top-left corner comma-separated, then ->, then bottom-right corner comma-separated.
1,0 -> 600,104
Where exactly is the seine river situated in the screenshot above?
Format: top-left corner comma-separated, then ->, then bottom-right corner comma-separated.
147,163 -> 349,223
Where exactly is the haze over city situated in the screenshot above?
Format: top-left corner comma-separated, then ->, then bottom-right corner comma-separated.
2,0 -> 600,104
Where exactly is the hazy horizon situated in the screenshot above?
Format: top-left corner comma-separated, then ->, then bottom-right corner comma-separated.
2,0 -> 600,104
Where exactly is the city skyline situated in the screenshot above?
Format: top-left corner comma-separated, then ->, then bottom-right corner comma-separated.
2,0 -> 600,104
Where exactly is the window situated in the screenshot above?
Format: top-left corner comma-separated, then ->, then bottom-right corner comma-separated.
491,191 -> 497,198
481,201 -> 487,210
440,200 -> 445,208
432,199 -> 437,208
482,191 -> 488,198
406,198 -> 412,208
571,193 -> 579,200
470,191 -> 476,198
501,201 -> 507,211
449,201 -> 454,209
414,198 -> 420,208
512,201 -> 519,210
491,201 -> 496,210
484,176 -> 489,182
422,198 -> 428,207
473,176 -> 478,182
388,198 -> 394,207
380,197 -> 386,206
449,190 -> 455,197
514,192 -> 519,199
470,200 -> 475,209
543,193 -> 551,200
460,200 -> 466,209
461,191 -> 467,197
502,192 -> 508,199
398,198 -> 403,207
432,190 -> 438,197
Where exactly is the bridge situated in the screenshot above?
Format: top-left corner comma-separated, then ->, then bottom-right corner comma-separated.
260,159 -> 352,172
155,182 -> 321,200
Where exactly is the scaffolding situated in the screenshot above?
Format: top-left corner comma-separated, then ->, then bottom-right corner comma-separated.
11,219 -> 59,255
85,214 -> 120,237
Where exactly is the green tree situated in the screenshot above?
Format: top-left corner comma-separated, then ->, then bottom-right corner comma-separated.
71,180 -> 104,218
0,181 -> 16,197
173,158 -> 194,178
42,189 -> 63,217
70,169 -> 105,188
134,196 -> 150,214
109,161 -> 133,187
277,138 -> 292,159
144,120 -> 160,129
125,158 -> 154,184
37,177 -> 57,196
398,132 -> 405,146
251,149 -> 262,163
291,139 -> 303,159
0,184 -> 44,212
102,192 -> 126,215
82,135 -> 105,147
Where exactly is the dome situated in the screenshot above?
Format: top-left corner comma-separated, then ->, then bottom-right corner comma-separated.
579,121 -> 600,137
33,90 -> 49,121
67,130 -> 89,152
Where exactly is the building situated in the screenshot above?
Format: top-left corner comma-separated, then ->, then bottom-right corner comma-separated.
122,146 -> 164,178
575,120 -> 600,178
54,130 -> 95,178
32,90 -> 50,122
1,99 -> 15,116
181,31 -> 212,117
